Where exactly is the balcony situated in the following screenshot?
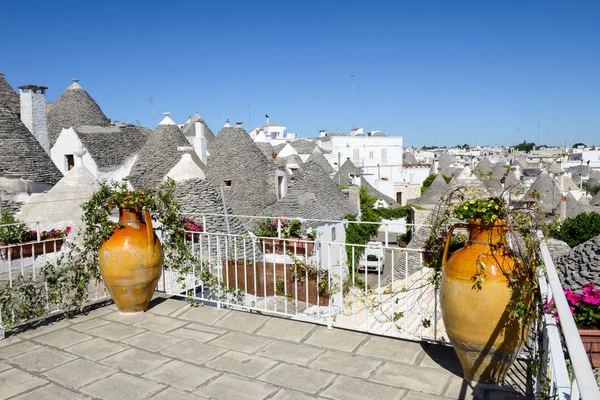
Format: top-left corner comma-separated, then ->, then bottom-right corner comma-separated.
1,216 -> 599,399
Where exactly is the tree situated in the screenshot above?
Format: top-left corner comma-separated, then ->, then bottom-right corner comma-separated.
421,174 -> 437,195
512,141 -> 536,153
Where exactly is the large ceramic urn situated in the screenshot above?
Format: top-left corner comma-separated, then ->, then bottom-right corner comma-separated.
99,209 -> 163,312
439,219 -> 530,384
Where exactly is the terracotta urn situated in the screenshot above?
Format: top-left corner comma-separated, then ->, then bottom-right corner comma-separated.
99,209 -> 163,312
439,219 -> 531,384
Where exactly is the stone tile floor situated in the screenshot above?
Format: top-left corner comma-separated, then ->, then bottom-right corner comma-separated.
0,297 -> 528,400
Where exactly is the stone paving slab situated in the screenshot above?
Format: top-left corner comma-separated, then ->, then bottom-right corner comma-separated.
143,359 -> 219,391
100,347 -> 170,375
259,363 -> 337,394
195,373 -> 278,400
255,316 -> 316,342
320,375 -> 405,400
65,337 -> 129,361
304,325 -> 367,352
11,383 -> 90,399
42,358 -> 116,389
1,297 -> 528,400
0,368 -> 48,400
80,372 -> 164,400
308,349 -> 382,379
205,350 -> 278,378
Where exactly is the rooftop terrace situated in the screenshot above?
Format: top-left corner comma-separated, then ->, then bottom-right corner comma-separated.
0,297 -> 527,400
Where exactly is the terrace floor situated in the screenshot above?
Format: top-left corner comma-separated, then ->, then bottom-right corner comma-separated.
0,297 -> 528,400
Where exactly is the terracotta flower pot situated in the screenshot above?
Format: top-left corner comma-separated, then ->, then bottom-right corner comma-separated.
259,238 -> 314,256
439,219 -> 531,384
579,329 -> 600,368
1,239 -> 64,260
98,209 -> 163,313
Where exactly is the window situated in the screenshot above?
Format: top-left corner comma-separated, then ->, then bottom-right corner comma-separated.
277,175 -> 285,199
353,148 -> 360,163
381,149 -> 387,163
331,227 -> 336,241
224,180 -> 232,188
396,192 -> 403,204
369,151 -> 374,159
65,154 -> 75,171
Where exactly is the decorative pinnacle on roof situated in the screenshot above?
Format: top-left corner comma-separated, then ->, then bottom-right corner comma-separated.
158,112 -> 176,126
72,78 -> 79,83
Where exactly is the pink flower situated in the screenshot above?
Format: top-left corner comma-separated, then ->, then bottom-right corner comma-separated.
565,289 -> 581,306
281,216 -> 288,222
583,294 -> 600,305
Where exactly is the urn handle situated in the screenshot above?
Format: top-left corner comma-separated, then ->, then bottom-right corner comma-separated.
441,223 -> 469,271
143,209 -> 154,252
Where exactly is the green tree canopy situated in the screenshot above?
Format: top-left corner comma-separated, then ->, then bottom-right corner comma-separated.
548,212 -> 600,248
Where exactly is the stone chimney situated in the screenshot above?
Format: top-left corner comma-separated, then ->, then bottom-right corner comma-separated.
193,121 -> 207,164
319,130 -> 326,137
18,84 -> 50,154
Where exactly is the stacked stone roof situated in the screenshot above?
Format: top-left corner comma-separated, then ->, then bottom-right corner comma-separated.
403,152 -> 418,164
305,148 -> 334,175
0,105 -> 62,185
255,142 -> 274,161
411,174 -> 450,206
182,112 -> 215,143
473,158 -> 493,177
74,125 -> 148,169
524,171 -> 562,213
206,125 -> 277,217
0,73 -> 20,116
556,235 -> 600,292
47,81 -> 110,145
332,159 -> 400,208
129,124 -> 203,189
289,140 -> 317,154
262,159 -> 354,221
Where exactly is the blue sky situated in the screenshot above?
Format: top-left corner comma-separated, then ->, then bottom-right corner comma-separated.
2,0 -> 599,147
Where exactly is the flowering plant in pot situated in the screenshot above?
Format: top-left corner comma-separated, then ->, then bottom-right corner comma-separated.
254,216 -> 315,255
183,217 -> 203,242
0,210 -> 72,259
425,186 -> 542,384
549,284 -> 600,367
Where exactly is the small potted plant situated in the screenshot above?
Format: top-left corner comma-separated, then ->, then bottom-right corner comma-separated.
0,210 -> 71,260
254,216 -> 314,255
550,284 -> 600,367
183,217 -> 203,243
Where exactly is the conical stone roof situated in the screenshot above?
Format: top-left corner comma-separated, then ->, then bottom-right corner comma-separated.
474,158 -> 493,177
525,171 -> 562,213
182,112 -> 215,142
305,148 -> 334,175
403,152 -> 418,164
0,73 -> 20,116
255,142 -> 275,161
47,81 -> 110,145
332,159 -> 399,208
205,125 -> 277,217
412,174 -> 450,205
263,159 -> 353,220
556,235 -> 600,292
128,124 -> 204,189
0,105 -> 62,185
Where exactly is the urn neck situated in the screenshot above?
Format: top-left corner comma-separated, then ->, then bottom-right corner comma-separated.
467,219 -> 508,246
119,208 -> 143,224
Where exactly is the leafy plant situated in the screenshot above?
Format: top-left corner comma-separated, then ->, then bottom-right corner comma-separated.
548,212 -> 600,248
0,210 -> 28,244
452,196 -> 507,224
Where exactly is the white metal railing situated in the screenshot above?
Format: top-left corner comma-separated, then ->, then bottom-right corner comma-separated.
537,231 -> 600,399
158,229 -> 441,342
0,235 -> 110,339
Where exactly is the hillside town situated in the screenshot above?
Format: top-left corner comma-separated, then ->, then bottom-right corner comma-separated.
2,72 -> 600,399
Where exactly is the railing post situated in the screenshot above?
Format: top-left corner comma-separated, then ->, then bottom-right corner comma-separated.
36,221 -> 41,241
277,218 -> 282,239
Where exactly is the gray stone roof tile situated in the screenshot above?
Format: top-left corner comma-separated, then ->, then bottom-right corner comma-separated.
74,125 -> 148,169
47,81 -> 110,146
0,73 -> 20,116
206,126 -> 278,216
182,112 -> 215,143
0,105 -> 62,185
129,124 -> 204,188
306,148 -> 334,175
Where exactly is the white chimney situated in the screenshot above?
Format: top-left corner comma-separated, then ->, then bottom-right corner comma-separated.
193,121 -> 207,164
319,130 -> 326,137
560,195 -> 566,220
18,85 -> 50,154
